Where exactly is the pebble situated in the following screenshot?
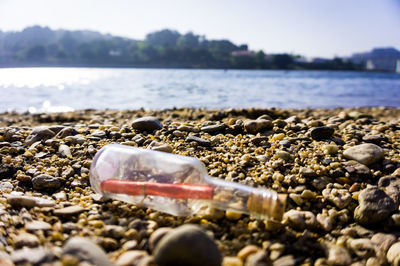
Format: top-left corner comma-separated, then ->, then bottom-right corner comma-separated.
245,250 -> 270,266
131,116 -> 163,131
25,126 -> 55,146
148,140 -> 173,153
325,243 -> 351,266
26,220 -> 52,232
276,150 -> 291,161
317,213 -> 333,232
11,247 -> 55,265
201,124 -> 226,134
322,186 -> 352,209
343,143 -> 385,165
186,135 -> 211,147
91,130 -> 107,139
223,256 -> 243,266
0,181 -> 13,192
149,227 -> 173,251
244,119 -> 272,134
32,174 -> 61,190
387,242 -> 400,266
348,238 -> 376,259
283,210 -> 317,230
343,160 -> 371,177
153,224 -> 222,266
54,205 -> 85,216
14,232 -> 39,248
310,126 -> 334,141
102,225 -> 125,239
371,233 -> 396,253
237,245 -> 259,260
56,127 -> 77,138
0,251 -> 13,266
62,237 -> 112,266
116,250 -> 149,266
272,255 -> 295,266
7,195 -> 55,208
378,175 -> 400,206
354,187 -> 396,225
58,144 -> 72,157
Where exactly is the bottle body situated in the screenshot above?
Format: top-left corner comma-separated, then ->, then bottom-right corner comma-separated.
90,144 -> 286,220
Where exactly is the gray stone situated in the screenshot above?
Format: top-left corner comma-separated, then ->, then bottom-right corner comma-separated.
32,174 -> 61,190
282,210 -> 317,230
343,143 -> 385,165
59,144 -> 72,157
14,232 -> 39,248
343,160 -> 371,177
245,250 -> 270,266
387,242 -> 400,266
378,176 -> 400,207
7,195 -> 40,208
54,205 -> 85,216
102,225 -> 125,239
62,237 -> 112,266
91,130 -> 107,139
148,141 -> 173,153
48,125 -> 65,134
0,181 -> 13,192
310,126 -> 334,141
25,126 -> 55,146
116,250 -> 148,266
244,119 -> 272,134
201,124 -> 226,134
149,227 -> 173,251
153,224 -> 221,266
131,116 -> 163,131
11,247 -> 55,265
26,220 -> 52,232
186,135 -> 211,147
56,127 -> 77,138
354,187 -> 396,225
272,255 -> 295,266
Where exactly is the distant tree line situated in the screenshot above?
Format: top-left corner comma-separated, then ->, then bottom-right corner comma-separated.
0,26 -> 359,70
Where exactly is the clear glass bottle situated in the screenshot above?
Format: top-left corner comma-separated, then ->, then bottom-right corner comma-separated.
90,144 -> 286,220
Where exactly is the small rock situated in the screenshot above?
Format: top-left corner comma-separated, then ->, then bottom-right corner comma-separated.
317,213 -> 333,232
131,116 -> 163,131
32,174 -> 61,190
310,126 -> 334,141
14,232 -> 39,248
56,127 -> 77,138
54,205 -> 85,216
343,143 -> 385,165
149,227 -> 173,251
322,186 -> 352,209
299,167 -> 317,178
116,250 -> 148,266
325,243 -> 351,266
283,210 -> 317,230
343,160 -> 371,177
48,125 -> 65,134
148,141 -> 173,153
354,187 -> 396,225
393,168 -> 400,177
362,134 -> 387,144
62,237 -> 112,266
59,144 -> 72,157
272,255 -> 295,266
276,150 -> 291,161
91,130 -> 107,139
26,220 -> 52,232
237,245 -> 259,260
222,256 -> 243,266
387,242 -> 400,266
0,251 -> 13,266
244,119 -> 272,134
0,181 -> 13,192
178,125 -> 199,132
201,124 -> 226,134
25,127 -> 55,146
11,247 -> 55,265
7,195 -> 54,208
250,135 -> 269,146
349,238 -> 375,259
186,135 -> 211,147
245,250 -> 270,266
102,225 -> 125,239
153,224 -> 222,266
371,233 -> 396,253
378,176 -> 400,207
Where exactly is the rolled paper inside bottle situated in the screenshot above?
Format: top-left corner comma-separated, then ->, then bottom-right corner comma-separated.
100,179 -> 215,199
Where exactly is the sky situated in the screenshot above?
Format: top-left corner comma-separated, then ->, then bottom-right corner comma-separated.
0,0 -> 399,58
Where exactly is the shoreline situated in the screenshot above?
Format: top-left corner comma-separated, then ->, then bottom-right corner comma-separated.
1,107 -> 400,265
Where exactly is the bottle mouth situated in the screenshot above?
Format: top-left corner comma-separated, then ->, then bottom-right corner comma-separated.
247,191 -> 287,221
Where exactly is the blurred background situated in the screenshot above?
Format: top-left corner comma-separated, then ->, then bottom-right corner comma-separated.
0,0 -> 399,112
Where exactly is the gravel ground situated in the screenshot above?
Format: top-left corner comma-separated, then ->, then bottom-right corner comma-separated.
0,107 -> 400,266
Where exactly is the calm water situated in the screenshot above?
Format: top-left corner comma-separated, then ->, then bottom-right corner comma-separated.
1,67 -> 399,113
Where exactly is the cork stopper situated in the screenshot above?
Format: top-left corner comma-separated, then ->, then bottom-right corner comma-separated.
247,191 -> 287,221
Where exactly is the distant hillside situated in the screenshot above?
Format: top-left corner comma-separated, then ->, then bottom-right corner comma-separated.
0,25 -> 357,70
350,47 -> 400,64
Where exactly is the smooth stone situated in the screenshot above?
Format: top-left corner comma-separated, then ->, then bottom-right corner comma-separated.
222,256 -> 243,266
56,127 -> 77,138
371,233 -> 396,253
116,250 -> 148,266
0,251 -> 13,266
91,130 -> 107,139
387,242 -> 400,265
6,195 -> 54,208
362,134 -> 387,144
201,124 -> 226,134
354,187 -> 396,225
378,176 -> 400,207
54,205 -> 85,216
11,247 -> 55,265
282,210 -> 317,230
272,255 -> 295,266
14,232 -> 39,248
237,245 -> 259,260
343,143 -> 385,165
186,135 -> 211,147
32,174 -> 61,190
148,141 -> 173,153
177,125 -> 199,133
153,224 -> 222,266
26,220 -> 52,232
325,244 -> 351,266
48,125 -> 65,134
0,181 -> 13,191
250,135 -> 269,146
310,126 -> 334,141
245,250 -> 270,266
102,225 -> 125,239
349,238 -> 375,259
343,160 -> 371,177
62,237 -> 112,266
25,126 -> 55,146
131,116 -> 163,131
59,144 -> 72,157
149,227 -> 173,251
244,119 -> 272,134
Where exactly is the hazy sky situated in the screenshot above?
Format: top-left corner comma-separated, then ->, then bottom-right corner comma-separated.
0,0 -> 399,58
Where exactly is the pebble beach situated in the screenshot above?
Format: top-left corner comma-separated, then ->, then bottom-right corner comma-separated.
1,107 -> 400,266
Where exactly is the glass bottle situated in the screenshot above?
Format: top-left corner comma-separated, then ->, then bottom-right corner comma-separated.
90,144 -> 286,220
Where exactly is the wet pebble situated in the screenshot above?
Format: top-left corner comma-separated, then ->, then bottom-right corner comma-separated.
343,143 -> 385,165
153,224 -> 222,266
131,116 -> 163,131
245,250 -> 270,266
